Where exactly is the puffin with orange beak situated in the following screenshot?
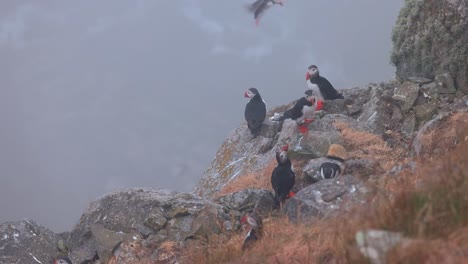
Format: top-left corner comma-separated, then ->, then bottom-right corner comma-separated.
271,144 -> 296,207
270,89 -> 323,135
244,87 -> 267,138
240,212 -> 263,251
306,65 -> 344,100
246,0 -> 284,26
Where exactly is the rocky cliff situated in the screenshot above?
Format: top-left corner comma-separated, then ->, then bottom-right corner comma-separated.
3,77 -> 466,264
391,0 -> 468,93
1,1 -> 468,263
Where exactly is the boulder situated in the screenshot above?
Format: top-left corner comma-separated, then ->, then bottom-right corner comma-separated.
216,188 -> 273,213
357,84 -> 395,134
322,98 -> 347,114
0,219 -> 60,264
407,76 -> 433,85
298,131 -> 343,159
355,229 -> 406,264
302,157 -> 328,183
68,188 -> 217,263
400,112 -> 417,137
285,175 -> 361,223
187,204 -> 223,240
392,82 -> 420,113
413,102 -> 438,126
341,87 -> 372,116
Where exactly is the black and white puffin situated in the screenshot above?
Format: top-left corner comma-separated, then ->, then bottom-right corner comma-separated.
246,0 -> 284,26
244,87 -> 266,138
306,65 -> 344,100
240,212 -> 263,251
271,144 -> 295,206
320,144 -> 347,179
271,89 -> 323,134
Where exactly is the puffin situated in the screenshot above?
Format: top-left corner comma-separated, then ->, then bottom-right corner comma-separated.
271,89 -> 323,134
320,144 -> 347,179
240,212 -> 264,251
246,0 -> 284,26
271,144 -> 295,207
244,87 -> 266,138
306,65 -> 344,100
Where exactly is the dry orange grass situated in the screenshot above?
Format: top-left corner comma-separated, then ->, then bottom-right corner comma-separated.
216,154 -> 311,197
335,121 -> 406,171
216,158 -> 277,197
417,112 -> 468,160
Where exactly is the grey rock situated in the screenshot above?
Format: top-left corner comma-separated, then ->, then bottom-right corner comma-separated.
435,73 -> 457,94
390,104 -> 403,121
303,157 -> 328,183
222,221 -> 233,232
309,114 -> 370,133
0,219 -> 60,264
322,98 -> 347,114
299,131 -> 343,158
144,210 -> 167,231
90,223 -> 132,263
166,207 -> 190,219
407,76 -> 433,84
413,102 -> 438,125
341,87 -> 372,116
357,84 -> 394,134
217,188 -> 272,212
68,188 -> 213,263
400,112 -> 416,138
355,229 -> 406,264
187,204 -> 223,240
392,82 -> 420,113
252,191 -> 277,217
285,175 -> 361,223
143,230 -> 168,246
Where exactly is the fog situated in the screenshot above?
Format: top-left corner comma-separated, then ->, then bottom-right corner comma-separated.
0,0 -> 403,232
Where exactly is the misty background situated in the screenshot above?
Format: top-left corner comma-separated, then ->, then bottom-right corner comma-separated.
1,0 -> 403,232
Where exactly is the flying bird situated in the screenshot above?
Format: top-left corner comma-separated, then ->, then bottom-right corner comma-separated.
246,0 -> 284,26
244,87 -> 267,138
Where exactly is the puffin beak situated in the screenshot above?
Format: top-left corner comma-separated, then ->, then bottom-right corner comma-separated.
244,91 -> 249,98
306,72 -> 310,80
240,215 -> 248,224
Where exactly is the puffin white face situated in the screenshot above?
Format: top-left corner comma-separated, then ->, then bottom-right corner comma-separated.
244,89 -> 256,99
278,151 -> 288,164
305,95 -> 316,104
306,67 -> 319,80
247,216 -> 258,228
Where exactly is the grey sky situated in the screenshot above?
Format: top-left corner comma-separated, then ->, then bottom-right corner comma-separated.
0,0 -> 403,232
